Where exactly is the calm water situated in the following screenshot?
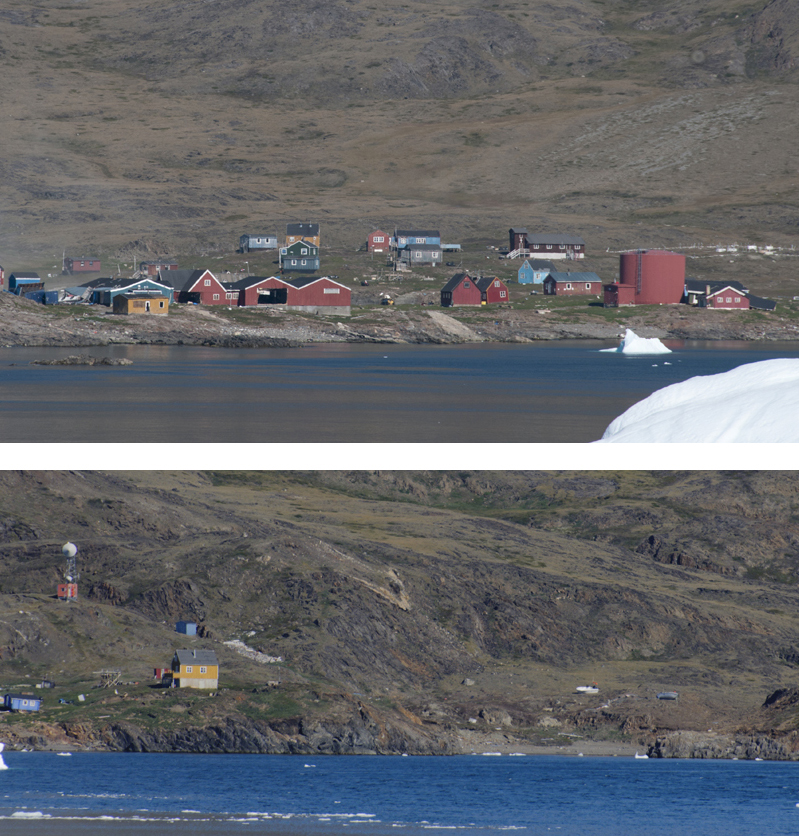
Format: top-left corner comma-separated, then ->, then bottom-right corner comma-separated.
2,340 -> 799,442
2,753 -> 799,835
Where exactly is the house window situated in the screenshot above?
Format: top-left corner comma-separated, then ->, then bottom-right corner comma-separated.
186,666 -> 193,673
159,301 -> 164,308
374,236 -> 384,243
301,259 -> 307,265
301,248 -> 308,255
464,281 -> 470,288
291,260 -> 297,266
585,283 -> 591,290
416,237 -> 425,244
500,291 -> 506,298
566,283 -> 573,290
213,294 -> 220,300
415,251 -> 422,258
546,244 -> 552,250
559,244 -> 565,250
726,297 -> 732,303
204,279 -> 211,286
323,288 -> 340,294
735,297 -> 741,302
494,281 -> 500,287
200,667 -> 207,674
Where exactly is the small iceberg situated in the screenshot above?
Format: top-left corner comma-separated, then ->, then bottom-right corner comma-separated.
0,742 -> 7,771
600,328 -> 672,355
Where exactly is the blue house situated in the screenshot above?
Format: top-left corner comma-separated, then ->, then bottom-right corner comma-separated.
4,693 -> 42,712
79,277 -> 175,306
176,621 -> 197,635
518,259 -> 555,285
394,229 -> 441,248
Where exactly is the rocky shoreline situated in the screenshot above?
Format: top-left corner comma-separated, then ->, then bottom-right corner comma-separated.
3,292 -> 799,349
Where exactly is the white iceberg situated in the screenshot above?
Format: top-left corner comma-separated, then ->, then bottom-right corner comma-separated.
596,358 -> 799,443
600,328 -> 672,355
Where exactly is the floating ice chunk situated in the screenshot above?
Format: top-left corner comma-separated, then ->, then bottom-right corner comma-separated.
600,328 -> 672,355
597,358 -> 799,443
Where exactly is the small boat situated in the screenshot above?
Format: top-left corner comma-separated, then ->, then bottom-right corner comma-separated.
576,682 -> 599,694
656,691 -> 679,700
634,752 -> 649,759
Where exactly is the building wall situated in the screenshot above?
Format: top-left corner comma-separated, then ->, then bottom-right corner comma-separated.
544,279 -> 602,296
708,291 -> 750,309
619,250 -> 685,305
481,279 -> 509,303
368,230 -> 389,252
529,243 -> 585,259
184,272 -> 228,304
289,278 -> 351,307
443,278 -> 482,306
175,665 -> 219,689
65,258 -> 101,272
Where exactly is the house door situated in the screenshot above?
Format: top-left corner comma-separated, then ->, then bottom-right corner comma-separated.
145,301 -> 150,312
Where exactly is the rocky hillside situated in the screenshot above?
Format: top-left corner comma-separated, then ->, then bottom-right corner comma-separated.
1,0 -> 798,272
2,470 -> 799,758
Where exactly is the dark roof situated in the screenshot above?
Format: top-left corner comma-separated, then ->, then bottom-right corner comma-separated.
225,275 -> 284,290
395,229 -> 440,238
174,649 -> 218,666
521,259 -> 556,270
509,227 -> 528,234
441,273 -> 471,292
80,277 -> 172,291
745,292 -> 776,311
285,275 -> 349,289
65,256 -> 99,261
4,693 -> 41,701
286,222 -> 319,236
685,278 -> 747,293
9,272 -> 41,280
527,234 -> 585,246
546,271 -> 602,283
474,276 -> 506,292
164,269 -> 215,291
399,244 -> 442,252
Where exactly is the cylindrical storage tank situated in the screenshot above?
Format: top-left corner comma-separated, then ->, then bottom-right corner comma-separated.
619,250 -> 685,305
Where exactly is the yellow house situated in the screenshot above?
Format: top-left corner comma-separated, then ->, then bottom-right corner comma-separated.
171,649 -> 219,689
113,293 -> 169,315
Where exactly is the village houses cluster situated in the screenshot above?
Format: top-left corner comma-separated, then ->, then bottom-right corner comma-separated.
0,223 -> 777,315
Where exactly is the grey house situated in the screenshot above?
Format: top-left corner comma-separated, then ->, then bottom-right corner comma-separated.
397,244 -> 443,267
240,234 -> 278,252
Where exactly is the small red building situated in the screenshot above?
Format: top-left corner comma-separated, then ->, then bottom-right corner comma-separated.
440,273 -> 482,307
543,272 -> 602,296
63,256 -> 101,274
367,229 -> 389,253
475,276 -> 509,303
57,583 -> 78,601
707,286 -> 750,309
140,260 -> 179,276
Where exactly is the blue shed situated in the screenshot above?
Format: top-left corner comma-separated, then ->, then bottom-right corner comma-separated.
518,259 -> 555,285
4,693 -> 42,712
176,621 -> 197,635
8,273 -> 44,295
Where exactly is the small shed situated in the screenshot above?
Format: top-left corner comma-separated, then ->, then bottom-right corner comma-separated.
63,257 -> 101,274
8,273 -> 44,295
240,234 -> 278,253
113,293 -> 169,315
4,693 -> 42,712
176,621 -> 197,635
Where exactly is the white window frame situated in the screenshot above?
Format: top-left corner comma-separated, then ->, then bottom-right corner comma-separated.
204,279 -> 211,286
213,293 -> 219,300
499,290 -> 506,298
186,666 -> 193,673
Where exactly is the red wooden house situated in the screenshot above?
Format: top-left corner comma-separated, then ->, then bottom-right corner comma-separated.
475,276 -> 509,303
170,269 -> 231,305
367,229 -> 389,253
543,271 -> 603,296
140,260 -> 179,277
706,286 -> 750,309
63,256 -> 101,274
440,273 -> 482,307
227,275 -> 351,313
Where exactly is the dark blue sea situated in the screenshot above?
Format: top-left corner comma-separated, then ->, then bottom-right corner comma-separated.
2,340 -> 799,442
2,752 -> 799,836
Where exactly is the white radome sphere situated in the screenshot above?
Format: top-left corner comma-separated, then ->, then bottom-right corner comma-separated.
62,542 -> 77,558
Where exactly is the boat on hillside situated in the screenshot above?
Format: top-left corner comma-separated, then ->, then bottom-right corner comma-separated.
656,691 -> 679,700
575,682 -> 599,694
